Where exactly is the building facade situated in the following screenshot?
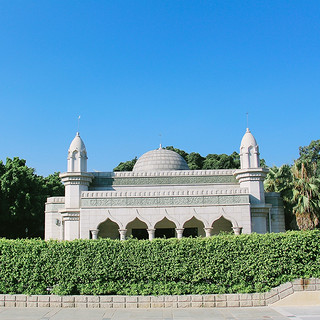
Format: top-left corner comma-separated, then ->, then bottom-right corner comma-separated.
45,129 -> 285,240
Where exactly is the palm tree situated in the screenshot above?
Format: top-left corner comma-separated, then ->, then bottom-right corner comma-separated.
291,161 -> 320,230
264,164 -> 297,229
264,164 -> 292,196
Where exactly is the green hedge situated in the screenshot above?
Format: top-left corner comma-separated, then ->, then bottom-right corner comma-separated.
0,231 -> 320,295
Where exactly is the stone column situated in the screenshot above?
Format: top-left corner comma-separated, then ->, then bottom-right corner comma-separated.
204,227 -> 213,237
61,211 -> 80,240
119,229 -> 127,241
176,228 -> 184,239
147,228 -> 156,240
232,227 -> 243,235
91,229 -> 99,240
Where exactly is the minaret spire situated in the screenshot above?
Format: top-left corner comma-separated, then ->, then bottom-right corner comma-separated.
246,112 -> 249,130
77,115 -> 81,134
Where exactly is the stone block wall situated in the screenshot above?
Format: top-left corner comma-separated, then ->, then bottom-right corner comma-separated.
0,278 -> 318,308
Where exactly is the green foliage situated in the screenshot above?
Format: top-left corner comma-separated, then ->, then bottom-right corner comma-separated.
264,165 -> 296,229
1,231 -> 320,295
299,140 -> 320,177
43,172 -> 65,197
113,157 -> 137,172
0,158 -> 64,239
291,161 -> 320,230
265,161 -> 320,231
203,152 -> 240,170
187,152 -> 205,170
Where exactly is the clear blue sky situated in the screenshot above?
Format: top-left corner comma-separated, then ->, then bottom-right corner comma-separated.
0,1 -> 319,176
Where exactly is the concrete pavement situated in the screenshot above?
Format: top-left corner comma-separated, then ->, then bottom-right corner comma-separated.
1,306 -> 320,320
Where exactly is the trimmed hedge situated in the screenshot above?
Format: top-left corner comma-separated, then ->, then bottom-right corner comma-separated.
0,231 -> 320,295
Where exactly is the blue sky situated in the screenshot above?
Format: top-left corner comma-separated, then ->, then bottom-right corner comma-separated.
0,1 -> 319,176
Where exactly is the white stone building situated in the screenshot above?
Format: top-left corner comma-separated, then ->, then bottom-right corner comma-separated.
45,129 -> 285,240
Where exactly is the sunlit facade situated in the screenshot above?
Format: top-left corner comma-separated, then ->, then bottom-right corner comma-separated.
45,129 -> 285,240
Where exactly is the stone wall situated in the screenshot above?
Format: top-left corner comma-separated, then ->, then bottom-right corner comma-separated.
0,278 -> 319,308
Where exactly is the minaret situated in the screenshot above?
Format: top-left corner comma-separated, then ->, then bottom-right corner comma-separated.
234,128 -> 267,203
60,132 -> 93,240
234,128 -> 270,233
239,128 -> 260,169
67,132 -> 88,172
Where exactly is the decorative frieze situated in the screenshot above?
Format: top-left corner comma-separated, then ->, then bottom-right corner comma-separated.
82,188 -> 248,199
93,169 -> 236,178
90,174 -> 238,188
81,194 -> 249,208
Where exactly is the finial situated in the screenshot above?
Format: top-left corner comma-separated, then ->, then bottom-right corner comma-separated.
159,133 -> 163,149
246,112 -> 249,130
77,115 -> 81,134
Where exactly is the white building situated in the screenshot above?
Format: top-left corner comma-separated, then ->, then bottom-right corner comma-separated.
45,129 -> 285,240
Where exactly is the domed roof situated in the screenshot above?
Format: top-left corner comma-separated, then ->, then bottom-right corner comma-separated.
133,147 -> 189,172
68,132 -> 87,156
240,128 -> 258,148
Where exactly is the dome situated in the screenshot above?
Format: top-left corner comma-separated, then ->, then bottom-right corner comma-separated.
68,132 -> 87,157
240,128 -> 258,148
133,147 -> 189,172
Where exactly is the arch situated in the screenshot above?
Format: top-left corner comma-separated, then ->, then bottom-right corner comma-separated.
211,216 -> 233,235
126,217 -> 148,240
192,208 -> 210,228
106,210 -> 124,229
183,216 -> 205,237
215,209 -> 239,227
163,209 -> 180,228
154,217 -> 176,239
135,209 -> 152,228
97,218 -> 120,239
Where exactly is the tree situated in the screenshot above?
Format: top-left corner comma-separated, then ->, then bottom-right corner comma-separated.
0,158 -> 44,238
0,157 -> 64,239
203,153 -> 240,170
44,172 -> 65,197
291,161 -> 320,230
264,165 -> 292,194
264,165 -> 296,229
299,140 -> 320,176
230,151 -> 241,169
186,152 -> 205,170
259,158 -> 268,168
264,160 -> 320,231
113,157 -> 137,171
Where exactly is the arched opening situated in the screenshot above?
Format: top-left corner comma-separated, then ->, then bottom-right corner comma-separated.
126,218 -> 148,240
155,217 -> 176,239
183,217 -> 205,237
211,216 -> 233,235
97,218 -> 120,239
